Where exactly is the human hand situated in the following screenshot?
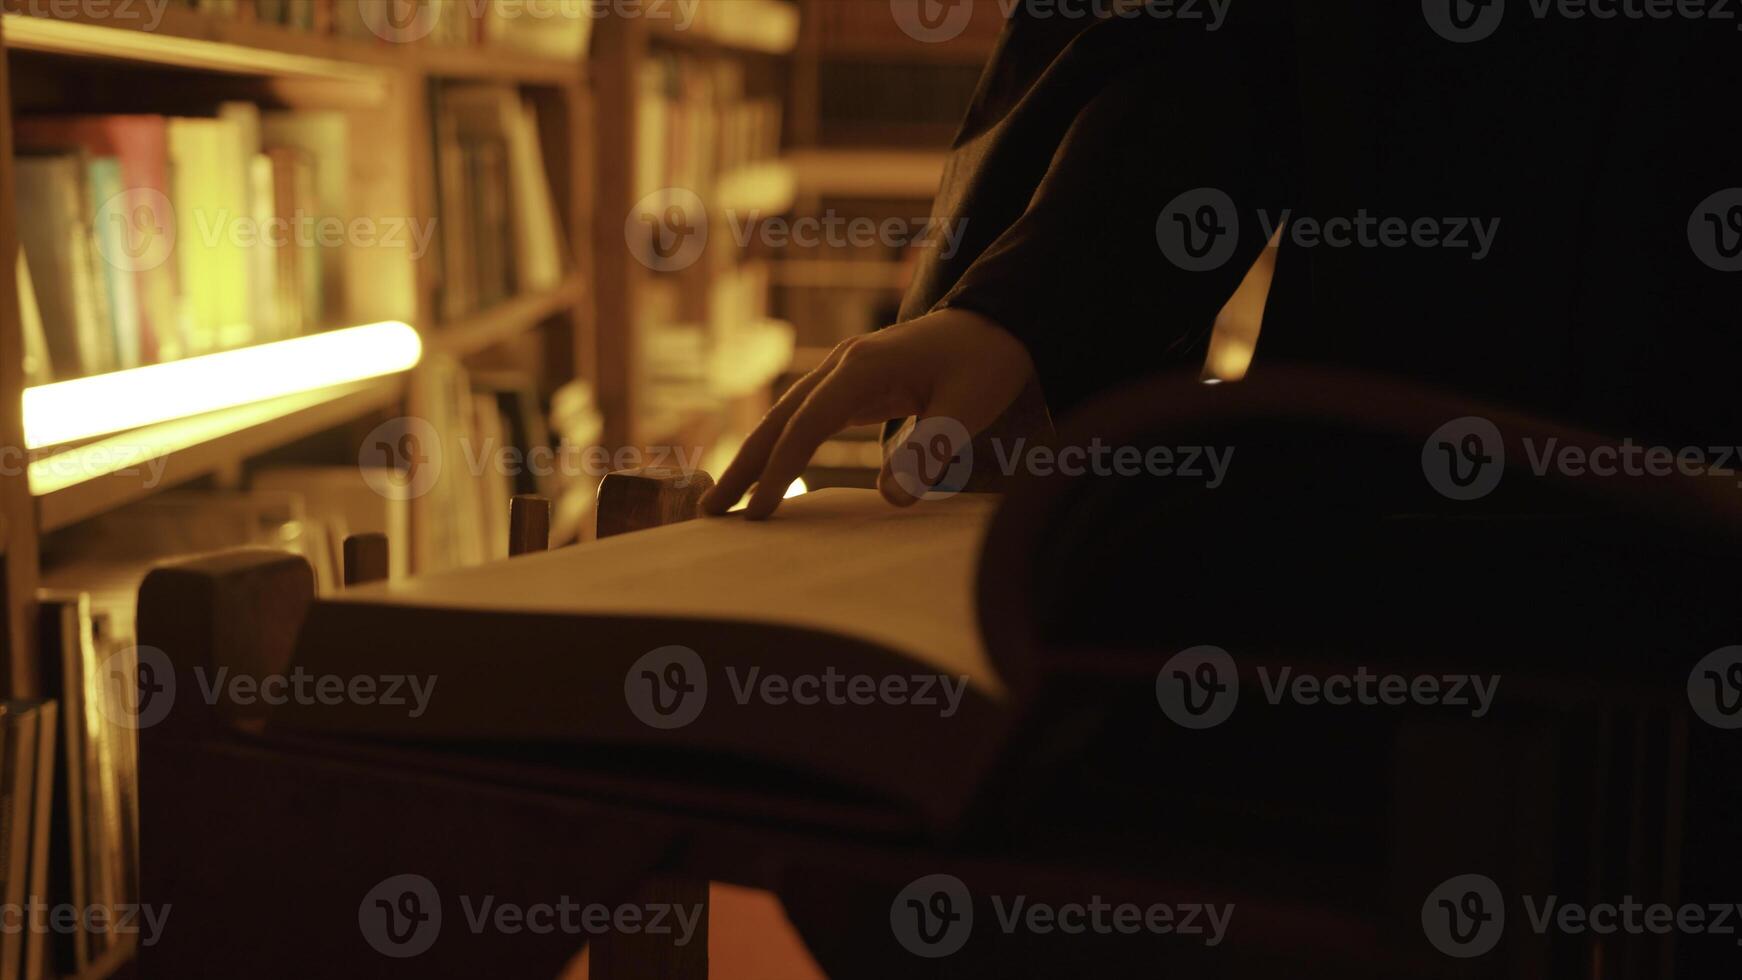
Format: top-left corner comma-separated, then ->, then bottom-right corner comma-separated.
698,308 -> 1036,520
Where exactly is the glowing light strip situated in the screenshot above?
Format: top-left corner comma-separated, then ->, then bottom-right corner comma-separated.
23,322 -> 423,450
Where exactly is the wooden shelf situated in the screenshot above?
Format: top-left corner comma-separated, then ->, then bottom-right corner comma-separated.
714,158 -> 798,214
428,276 -> 586,357
788,148 -> 947,200
2,9 -> 393,91
649,0 -> 799,55
3,9 -> 584,89
32,376 -> 405,533
413,43 -> 584,86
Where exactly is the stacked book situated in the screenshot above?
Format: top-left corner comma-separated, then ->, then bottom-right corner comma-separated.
12,105 -> 349,387
430,83 -> 569,321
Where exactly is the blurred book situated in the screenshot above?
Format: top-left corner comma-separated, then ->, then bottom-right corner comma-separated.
35,595 -> 137,975
432,83 -> 568,320
471,391 -> 513,562
22,701 -> 57,980
260,110 -> 349,328
11,107 -> 350,386
12,114 -> 179,366
265,146 -> 324,338
12,153 -> 114,379
548,378 -> 603,545
84,157 -> 142,370
15,252 -> 52,389
168,115 -> 250,355
0,700 -> 49,980
251,466 -> 412,590
636,54 -> 782,201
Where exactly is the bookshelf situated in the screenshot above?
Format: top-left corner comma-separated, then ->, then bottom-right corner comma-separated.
0,5 -> 591,972
591,1 -> 799,461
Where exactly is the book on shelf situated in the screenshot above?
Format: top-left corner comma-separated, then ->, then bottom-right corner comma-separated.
12,114 -> 179,367
14,252 -> 53,390
546,377 -> 602,544
635,53 -> 784,202
12,153 -> 115,380
251,467 -> 413,589
0,700 -> 46,980
35,595 -> 139,976
259,110 -> 349,330
0,699 -> 57,980
408,357 -> 578,570
471,391 -> 514,562
11,107 -> 348,391
408,354 -> 486,571
22,702 -> 58,980
430,83 -> 568,321
167,115 -> 250,355
472,370 -> 559,503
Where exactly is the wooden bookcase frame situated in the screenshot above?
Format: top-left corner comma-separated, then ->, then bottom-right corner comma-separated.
0,6 -> 594,704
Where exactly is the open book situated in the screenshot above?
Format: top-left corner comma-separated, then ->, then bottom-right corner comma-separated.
277,490 -> 1017,832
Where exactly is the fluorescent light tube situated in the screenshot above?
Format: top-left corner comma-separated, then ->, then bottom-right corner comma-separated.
23,321 -> 422,450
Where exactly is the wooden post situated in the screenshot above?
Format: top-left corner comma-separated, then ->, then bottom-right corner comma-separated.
596,468 -> 716,540
509,494 -> 552,556
342,533 -> 390,587
0,30 -> 40,698
136,550 -> 317,736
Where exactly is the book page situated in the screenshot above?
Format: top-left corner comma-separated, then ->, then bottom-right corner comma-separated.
334,489 -> 1003,698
